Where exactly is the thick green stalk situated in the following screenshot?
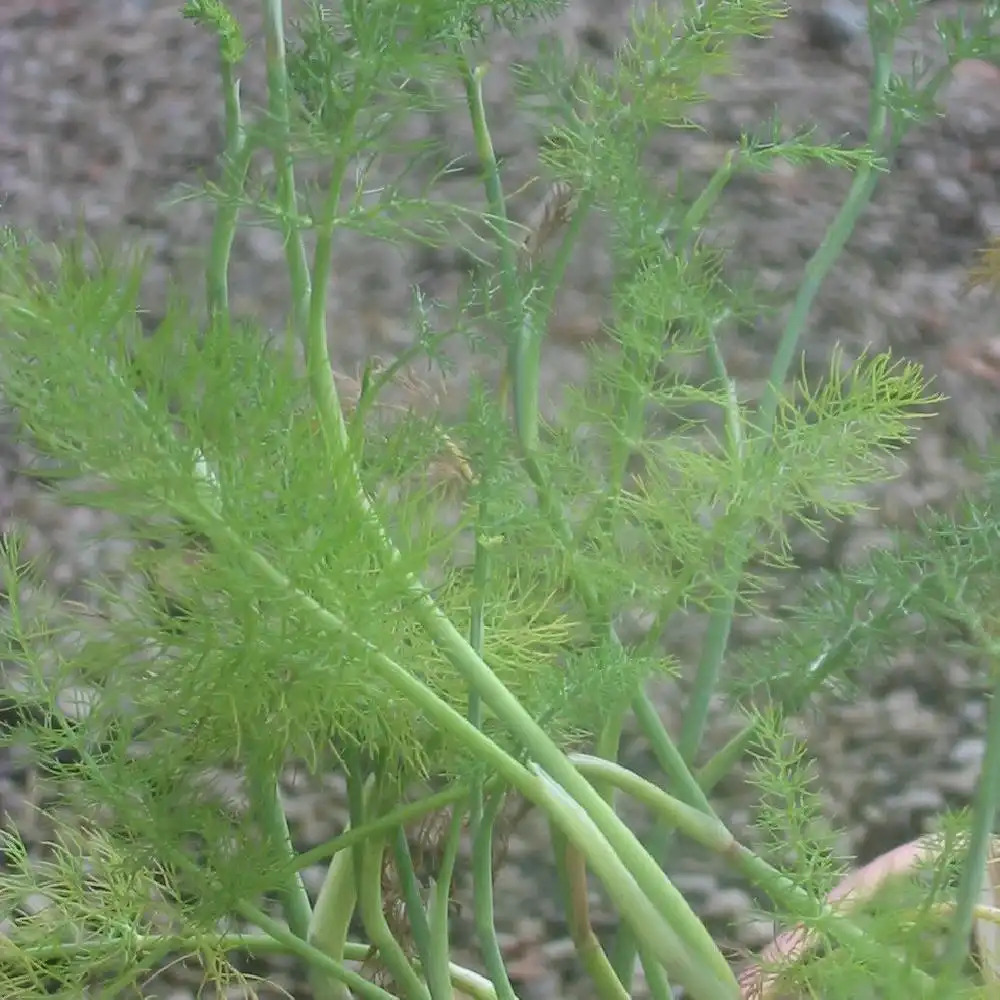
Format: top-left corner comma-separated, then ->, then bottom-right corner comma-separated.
307,844 -> 356,1000
412,601 -> 735,989
530,764 -> 737,999
570,755 -> 936,994
569,754 -> 730,850
196,517 -> 735,998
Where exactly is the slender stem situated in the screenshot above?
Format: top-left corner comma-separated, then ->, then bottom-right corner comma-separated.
675,152 -> 736,253
426,806 -> 464,1000
237,901 -> 400,1000
247,767 -> 313,941
675,331 -> 742,767
941,661 -> 1000,977
632,695 -> 712,815
461,61 -> 537,452
554,828 -> 631,1000
358,833 -> 431,1000
533,187 -> 596,325
612,325 -> 737,984
695,577 -> 928,793
11,931 -> 502,1000
695,722 -> 756,794
294,784 -> 476,872
467,495 -> 519,1000
392,826 -> 436,976
472,790 -> 521,1000
305,154 -> 354,453
637,946 -> 674,1000
205,54 -> 251,322
260,0 -> 311,348
462,65 -> 602,617
679,13 -> 898,766
594,714 -> 624,805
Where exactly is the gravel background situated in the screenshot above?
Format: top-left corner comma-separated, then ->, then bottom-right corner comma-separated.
2,1 -> 1000,997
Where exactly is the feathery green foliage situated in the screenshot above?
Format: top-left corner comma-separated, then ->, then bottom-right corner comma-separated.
0,1 -> 999,999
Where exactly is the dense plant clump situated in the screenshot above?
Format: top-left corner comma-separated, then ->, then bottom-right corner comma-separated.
1,1 -> 1000,998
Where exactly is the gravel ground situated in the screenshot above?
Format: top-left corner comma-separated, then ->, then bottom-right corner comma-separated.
2,1 -> 1000,997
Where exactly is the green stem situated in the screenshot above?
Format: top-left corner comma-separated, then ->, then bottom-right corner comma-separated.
461,60 -> 537,452
260,0 -> 311,348
392,826 -> 436,978
426,806 -> 464,1000
472,790 -> 521,1000
632,695 -> 712,815
412,602 -> 735,990
695,576 -> 928,794
532,186 -> 596,329
570,754 -> 936,994
553,827 -> 631,1000
294,783 -> 477,872
675,151 -> 736,253
530,764 -> 737,999
611,326 -> 737,985
198,516 -> 734,998
940,662 -> 1000,977
358,832 -> 431,1000
205,52 -> 251,322
594,714 -> 624,805
467,497 -> 519,1000
305,153 -> 354,453
680,10 -> 898,767
463,65 -> 602,615
238,901 -> 400,1000
307,842 -> 356,1000
637,946 -> 673,1000
695,722 -> 756,794
247,768 -> 313,941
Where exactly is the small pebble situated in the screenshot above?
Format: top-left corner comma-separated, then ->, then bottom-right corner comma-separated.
801,0 -> 867,54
